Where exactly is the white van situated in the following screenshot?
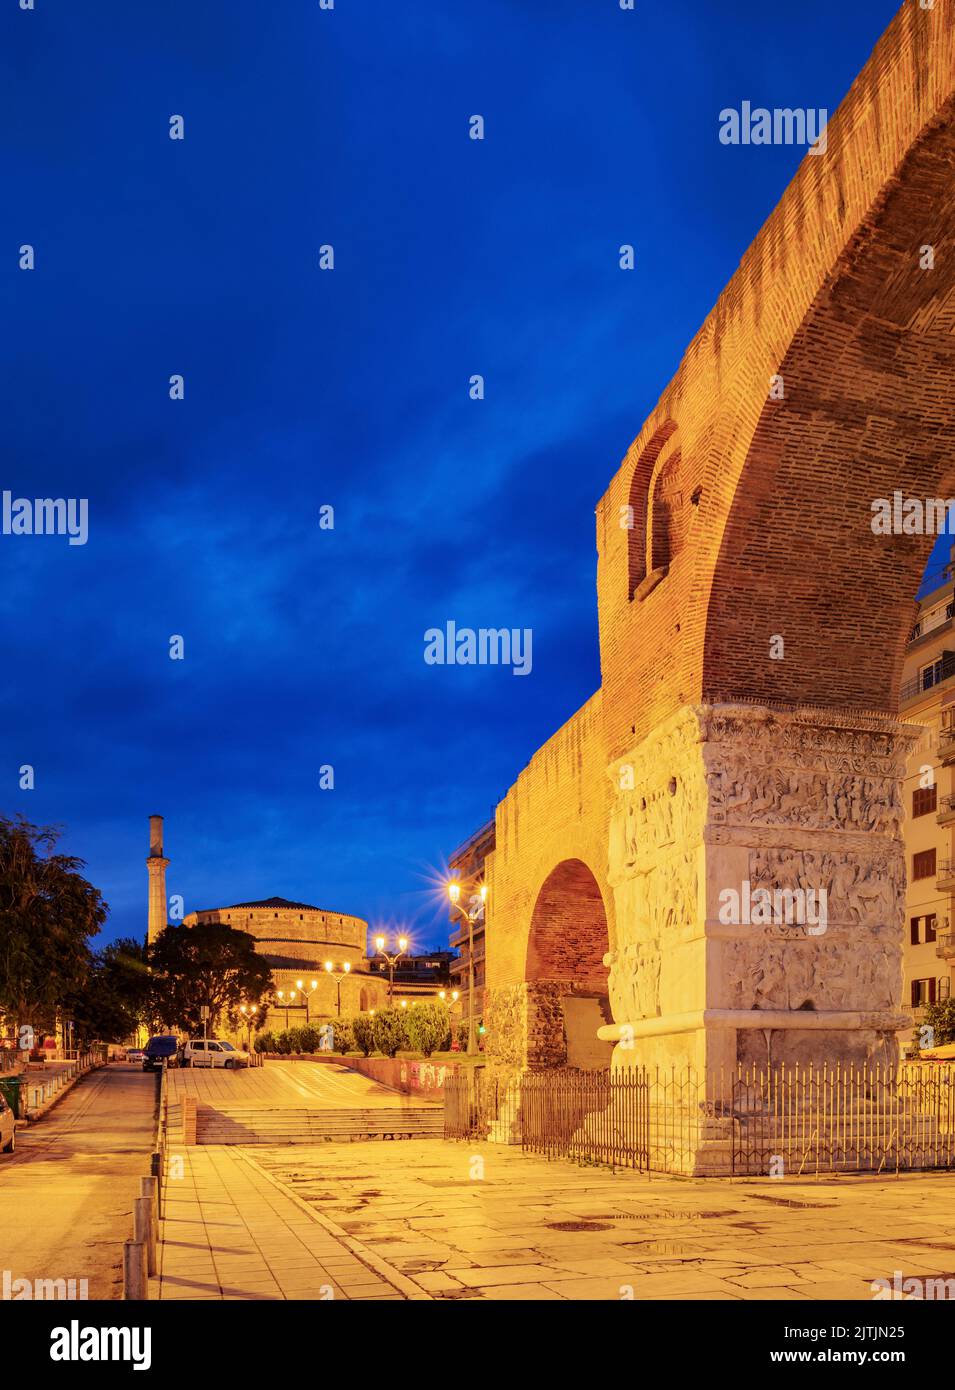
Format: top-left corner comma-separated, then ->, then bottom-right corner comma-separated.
182,1039 -> 250,1069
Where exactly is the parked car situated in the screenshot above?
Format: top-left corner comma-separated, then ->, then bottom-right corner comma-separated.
142,1035 -> 181,1071
126,1048 -> 144,1064
182,1039 -> 250,1069
0,1094 -> 15,1154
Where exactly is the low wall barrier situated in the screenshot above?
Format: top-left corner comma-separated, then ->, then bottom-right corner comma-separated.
259,1051 -> 466,1099
18,1049 -> 102,1119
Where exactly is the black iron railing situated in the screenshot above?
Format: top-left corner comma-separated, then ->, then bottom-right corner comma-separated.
444,1064 -> 955,1176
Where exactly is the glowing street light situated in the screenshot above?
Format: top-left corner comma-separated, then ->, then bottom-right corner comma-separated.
295,978 -> 320,1023
276,989 -> 298,1030
238,1003 -> 258,1054
373,935 -> 408,1005
324,960 -> 351,1016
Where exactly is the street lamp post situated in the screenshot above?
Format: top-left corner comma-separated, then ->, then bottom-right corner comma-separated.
276,990 -> 298,1030
373,935 -> 408,1005
239,1004 -> 258,1055
438,989 -> 460,1050
295,979 -> 319,1023
449,881 -> 486,1056
324,960 -> 351,1017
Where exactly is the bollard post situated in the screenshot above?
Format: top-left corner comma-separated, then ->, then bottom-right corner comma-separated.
151,1150 -> 163,1216
133,1196 -> 156,1277
141,1175 -> 159,1227
123,1239 -> 148,1300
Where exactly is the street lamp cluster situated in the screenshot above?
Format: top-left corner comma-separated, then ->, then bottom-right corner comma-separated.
238,1003 -> 258,1052
324,960 -> 351,1016
373,934 -> 408,1004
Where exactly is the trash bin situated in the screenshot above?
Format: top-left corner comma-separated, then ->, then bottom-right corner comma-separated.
0,1076 -> 23,1119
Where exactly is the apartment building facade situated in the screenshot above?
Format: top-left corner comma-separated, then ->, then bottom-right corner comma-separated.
900,560 -> 955,1045
447,818 -> 494,1022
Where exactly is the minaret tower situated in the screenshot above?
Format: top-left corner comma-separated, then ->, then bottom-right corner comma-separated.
146,814 -> 170,947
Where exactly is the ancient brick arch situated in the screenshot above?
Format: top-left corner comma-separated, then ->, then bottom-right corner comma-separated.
485,1 -> 955,1135
701,104 -> 955,712
519,857 -> 614,1071
526,858 -> 609,986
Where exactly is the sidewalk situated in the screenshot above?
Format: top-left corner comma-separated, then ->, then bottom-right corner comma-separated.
0,1065 -> 156,1299
155,1145 -> 427,1300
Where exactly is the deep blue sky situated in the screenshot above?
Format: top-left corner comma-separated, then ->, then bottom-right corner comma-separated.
1,0 -> 919,951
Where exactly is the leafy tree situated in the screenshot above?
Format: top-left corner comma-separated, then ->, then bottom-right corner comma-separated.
148,922 -> 272,1035
351,1014 -> 376,1056
332,1018 -> 354,1054
372,1008 -> 407,1058
65,937 -> 151,1044
254,1031 -> 275,1054
921,999 -> 955,1047
0,815 -> 108,1041
405,1001 -> 450,1057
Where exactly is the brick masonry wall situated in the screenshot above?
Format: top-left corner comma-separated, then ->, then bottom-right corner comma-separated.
487,693 -> 612,996
526,858 -> 611,988
595,5 -> 955,759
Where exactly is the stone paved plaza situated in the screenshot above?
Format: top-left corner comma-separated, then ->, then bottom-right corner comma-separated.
156,1133 -> 955,1301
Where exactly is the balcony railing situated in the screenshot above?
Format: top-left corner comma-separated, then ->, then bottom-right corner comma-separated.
909,601 -> 955,643
901,651 -> 955,703
937,930 -> 955,961
938,859 -> 955,891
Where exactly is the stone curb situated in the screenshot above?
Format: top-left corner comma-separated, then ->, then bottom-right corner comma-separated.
237,1150 -> 433,1301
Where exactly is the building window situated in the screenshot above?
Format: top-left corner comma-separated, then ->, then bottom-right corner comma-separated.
911,914 -> 939,945
912,786 -> 938,817
913,849 -> 937,880
911,978 -> 937,1007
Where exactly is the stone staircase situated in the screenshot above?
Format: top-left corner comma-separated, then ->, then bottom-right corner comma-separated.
194,1103 -> 444,1145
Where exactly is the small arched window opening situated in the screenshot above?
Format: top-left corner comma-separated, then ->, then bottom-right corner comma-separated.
626,422 -> 678,599
648,442 -> 685,575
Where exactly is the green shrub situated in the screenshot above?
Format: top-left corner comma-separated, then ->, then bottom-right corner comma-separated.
332,1018 -> 355,1054
372,1008 -> 407,1058
404,1002 -> 451,1057
352,1015 -> 375,1056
